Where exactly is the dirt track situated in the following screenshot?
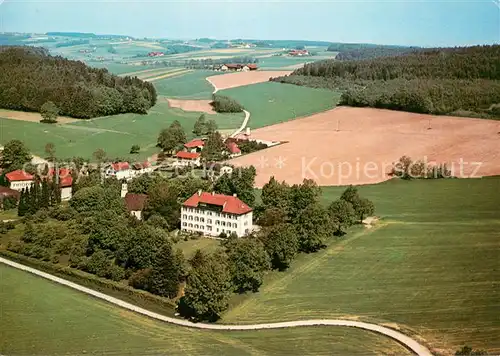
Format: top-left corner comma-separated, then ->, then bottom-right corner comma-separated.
167,99 -> 216,114
206,70 -> 292,91
227,107 -> 500,187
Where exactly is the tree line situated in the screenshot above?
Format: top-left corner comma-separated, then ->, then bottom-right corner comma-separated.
271,45 -> 500,118
211,94 -> 244,113
0,46 -> 157,119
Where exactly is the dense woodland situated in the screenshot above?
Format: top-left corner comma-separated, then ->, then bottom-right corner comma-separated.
334,46 -> 422,60
272,45 -> 500,118
0,46 -> 157,118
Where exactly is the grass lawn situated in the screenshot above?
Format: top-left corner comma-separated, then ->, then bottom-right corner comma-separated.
0,209 -> 18,221
0,102 -> 244,161
226,178 -> 500,353
219,82 -> 341,129
154,70 -> 222,99
0,264 -> 411,355
174,238 -> 222,259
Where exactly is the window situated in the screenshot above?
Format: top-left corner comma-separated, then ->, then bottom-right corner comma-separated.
188,223 -> 193,228
183,222 -> 187,226
244,221 -> 248,226
183,214 -> 187,219
200,217 -> 205,223
208,219 -> 212,224
189,216 -> 193,221
222,221 -> 226,227
233,223 -> 237,228
207,226 -> 212,231
194,224 -> 199,229
195,217 -> 199,222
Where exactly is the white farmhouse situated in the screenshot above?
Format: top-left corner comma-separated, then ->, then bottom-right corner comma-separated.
104,162 -> 133,180
181,190 -> 253,237
174,151 -> 201,167
5,170 -> 34,191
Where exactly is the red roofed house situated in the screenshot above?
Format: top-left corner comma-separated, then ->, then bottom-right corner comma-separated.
226,141 -> 241,158
174,151 -> 201,167
184,139 -> 205,153
49,168 -> 74,201
125,193 -> 148,220
5,170 -> 34,191
104,162 -> 132,180
181,190 -> 253,237
132,161 -> 154,176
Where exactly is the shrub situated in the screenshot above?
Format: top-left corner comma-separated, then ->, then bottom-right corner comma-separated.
2,196 -> 18,210
129,268 -> 153,291
210,95 -> 244,113
130,144 -> 140,154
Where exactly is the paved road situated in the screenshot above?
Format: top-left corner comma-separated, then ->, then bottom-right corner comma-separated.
206,76 -> 251,138
0,257 -> 432,356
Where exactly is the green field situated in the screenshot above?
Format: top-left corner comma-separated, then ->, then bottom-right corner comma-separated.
153,71 -> 221,99
225,178 -> 500,353
174,238 -> 222,258
219,82 -> 341,129
0,101 -> 244,160
0,264 -> 411,355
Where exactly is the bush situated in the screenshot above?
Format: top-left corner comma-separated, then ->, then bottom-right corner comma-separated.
210,95 -> 244,113
130,144 -> 140,154
2,196 -> 18,210
129,268 -> 153,291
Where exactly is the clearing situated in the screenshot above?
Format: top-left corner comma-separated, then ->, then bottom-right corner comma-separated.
219,82 -> 340,129
154,71 -> 222,100
228,106 -> 500,187
167,98 -> 215,114
0,101 -> 244,160
207,70 -> 292,91
0,264 -> 411,355
0,109 -> 78,124
226,178 -> 500,353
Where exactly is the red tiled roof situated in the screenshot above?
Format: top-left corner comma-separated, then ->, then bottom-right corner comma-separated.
125,193 -> 148,212
5,170 -> 34,182
60,176 -> 73,188
176,151 -> 200,160
225,63 -> 242,69
48,168 -> 71,178
226,142 -> 241,154
247,64 -> 258,69
112,162 -> 130,171
183,191 -> 252,215
0,186 -> 20,199
184,139 -> 205,149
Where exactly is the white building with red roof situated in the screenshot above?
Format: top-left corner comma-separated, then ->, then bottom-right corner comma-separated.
184,139 -> 205,153
5,170 -> 34,191
181,190 -> 253,237
104,162 -> 133,180
48,168 -> 73,201
226,141 -> 241,158
174,151 -> 201,167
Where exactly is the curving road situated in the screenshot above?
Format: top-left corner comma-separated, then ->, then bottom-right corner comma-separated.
206,76 -> 251,138
0,257 -> 432,356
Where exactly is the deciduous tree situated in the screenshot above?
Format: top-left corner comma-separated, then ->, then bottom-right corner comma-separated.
260,223 -> 299,270
40,101 -> 59,123
149,243 -> 185,298
0,139 -> 32,172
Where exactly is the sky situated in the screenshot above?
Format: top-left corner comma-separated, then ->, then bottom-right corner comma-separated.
1,0 -> 499,47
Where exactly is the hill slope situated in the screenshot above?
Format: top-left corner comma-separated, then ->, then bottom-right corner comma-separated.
0,46 -> 157,119
272,45 -> 500,118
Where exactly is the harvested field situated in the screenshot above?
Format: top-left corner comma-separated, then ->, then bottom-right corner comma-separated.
228,107 -> 500,187
0,109 -> 78,124
145,69 -> 192,82
166,99 -> 215,114
207,70 -> 292,91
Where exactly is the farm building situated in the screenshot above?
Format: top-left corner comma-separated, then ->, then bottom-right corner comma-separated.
184,139 -> 205,153
5,170 -> 34,191
219,63 -> 259,72
174,151 -> 201,167
181,190 -> 253,237
104,162 -> 133,180
226,142 -> 241,158
132,161 -> 154,176
289,49 -> 309,56
125,193 -> 148,220
48,168 -> 73,201
148,51 -> 164,57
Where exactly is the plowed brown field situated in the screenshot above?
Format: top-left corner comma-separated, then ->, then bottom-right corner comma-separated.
207,70 -> 292,91
167,99 -> 215,114
228,107 -> 500,187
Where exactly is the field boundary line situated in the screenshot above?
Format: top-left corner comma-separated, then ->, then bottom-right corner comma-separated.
0,257 -> 432,356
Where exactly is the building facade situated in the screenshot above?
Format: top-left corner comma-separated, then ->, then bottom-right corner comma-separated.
5,170 -> 34,191
181,191 -> 253,237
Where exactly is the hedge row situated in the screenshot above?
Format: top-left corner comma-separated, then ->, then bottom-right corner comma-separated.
0,250 -> 176,316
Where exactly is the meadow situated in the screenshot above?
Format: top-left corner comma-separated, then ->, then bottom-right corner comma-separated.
0,264 -> 411,355
153,70 -> 221,99
0,101 -> 244,160
225,177 -> 500,353
219,82 -> 341,129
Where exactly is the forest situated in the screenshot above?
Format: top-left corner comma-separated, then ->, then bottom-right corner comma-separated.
335,46 -> 422,60
0,46 -> 157,119
272,45 -> 500,118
